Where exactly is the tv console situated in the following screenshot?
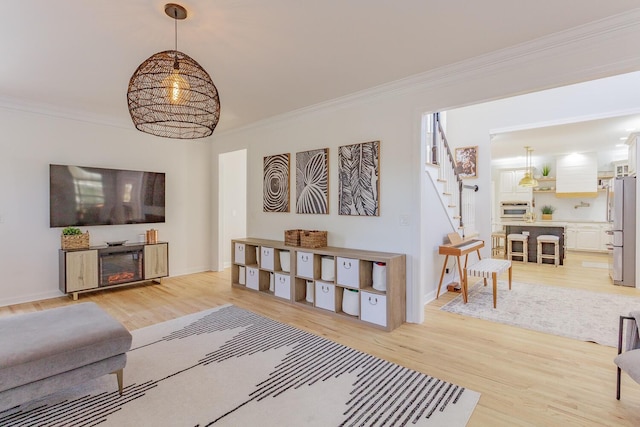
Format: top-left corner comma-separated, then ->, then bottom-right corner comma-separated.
59,242 -> 169,300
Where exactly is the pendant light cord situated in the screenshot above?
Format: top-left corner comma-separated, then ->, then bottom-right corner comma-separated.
173,9 -> 179,69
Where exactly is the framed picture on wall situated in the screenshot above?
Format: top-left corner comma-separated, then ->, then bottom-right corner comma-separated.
455,145 -> 478,179
263,153 -> 290,212
296,148 -> 329,214
338,140 -> 380,216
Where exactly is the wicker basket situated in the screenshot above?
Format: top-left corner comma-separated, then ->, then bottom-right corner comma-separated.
284,229 -> 302,246
300,230 -> 327,248
61,232 -> 90,250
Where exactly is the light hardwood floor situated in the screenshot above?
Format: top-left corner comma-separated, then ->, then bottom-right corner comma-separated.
2,251 -> 640,426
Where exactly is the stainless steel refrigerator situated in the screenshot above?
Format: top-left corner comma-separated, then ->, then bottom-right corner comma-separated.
610,176 -> 636,287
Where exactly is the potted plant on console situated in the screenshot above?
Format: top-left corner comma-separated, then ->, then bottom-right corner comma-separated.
61,226 -> 90,250
541,205 -> 555,221
541,164 -> 551,177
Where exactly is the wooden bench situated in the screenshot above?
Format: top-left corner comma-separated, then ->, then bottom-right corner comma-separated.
0,303 -> 132,411
464,259 -> 512,308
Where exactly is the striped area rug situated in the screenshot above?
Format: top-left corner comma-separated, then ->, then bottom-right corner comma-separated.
0,305 -> 479,426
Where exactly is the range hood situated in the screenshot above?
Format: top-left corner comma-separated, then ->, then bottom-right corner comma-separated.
555,152 -> 598,198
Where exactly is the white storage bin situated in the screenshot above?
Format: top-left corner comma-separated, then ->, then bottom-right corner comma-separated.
321,256 -> 335,281
261,247 -> 275,270
315,281 -> 336,312
238,266 -> 246,285
279,250 -> 291,272
372,262 -> 387,291
305,280 -> 314,303
360,291 -> 387,327
246,267 -> 260,290
336,257 -> 359,289
297,251 -> 315,278
274,273 -> 291,300
342,289 -> 359,316
234,243 -> 246,264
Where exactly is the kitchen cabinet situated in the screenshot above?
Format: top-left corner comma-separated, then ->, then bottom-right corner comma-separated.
613,161 -> 630,177
499,169 -> 532,201
628,133 -> 637,176
565,223 -> 610,252
565,227 -> 577,250
575,225 -> 600,251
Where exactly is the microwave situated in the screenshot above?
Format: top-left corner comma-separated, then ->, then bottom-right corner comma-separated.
500,201 -> 531,218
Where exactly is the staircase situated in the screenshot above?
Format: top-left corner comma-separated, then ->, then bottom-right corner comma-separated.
424,112 -> 478,238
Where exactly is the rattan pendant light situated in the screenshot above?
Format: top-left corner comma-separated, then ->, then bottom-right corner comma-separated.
127,3 -> 220,139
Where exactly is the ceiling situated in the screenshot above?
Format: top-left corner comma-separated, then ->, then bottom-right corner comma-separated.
3,1 -> 640,133
490,113 -> 640,162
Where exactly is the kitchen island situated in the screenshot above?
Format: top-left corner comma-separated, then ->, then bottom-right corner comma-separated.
503,222 -> 566,265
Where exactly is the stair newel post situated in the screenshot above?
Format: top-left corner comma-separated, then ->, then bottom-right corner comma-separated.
431,113 -> 439,165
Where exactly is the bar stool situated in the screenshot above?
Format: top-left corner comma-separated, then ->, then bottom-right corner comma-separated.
507,234 -> 528,263
537,234 -> 560,266
491,231 -> 506,259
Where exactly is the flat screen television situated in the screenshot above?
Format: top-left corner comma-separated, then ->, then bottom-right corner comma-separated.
50,164 -> 166,227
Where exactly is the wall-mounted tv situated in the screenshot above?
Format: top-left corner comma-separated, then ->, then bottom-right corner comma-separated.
50,164 -> 166,227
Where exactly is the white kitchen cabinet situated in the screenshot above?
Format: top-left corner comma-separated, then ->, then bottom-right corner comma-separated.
575,225 -> 600,251
629,134 -> 638,176
565,227 -> 577,250
499,169 -> 532,201
565,222 -> 610,252
600,224 -> 613,251
613,160 -> 630,178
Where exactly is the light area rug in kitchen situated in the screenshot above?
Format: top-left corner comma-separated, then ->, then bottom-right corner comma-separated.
441,280 -> 640,347
1,304 -> 480,427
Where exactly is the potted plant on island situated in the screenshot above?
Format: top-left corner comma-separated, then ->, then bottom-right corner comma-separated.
541,205 -> 555,221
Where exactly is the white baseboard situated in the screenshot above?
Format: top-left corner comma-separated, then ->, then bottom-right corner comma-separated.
0,290 -> 66,308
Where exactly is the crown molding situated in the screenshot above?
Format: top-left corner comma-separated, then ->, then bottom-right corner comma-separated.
216,7 -> 640,138
0,95 -> 133,130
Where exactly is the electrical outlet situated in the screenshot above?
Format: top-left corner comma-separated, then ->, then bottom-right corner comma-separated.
399,215 -> 410,226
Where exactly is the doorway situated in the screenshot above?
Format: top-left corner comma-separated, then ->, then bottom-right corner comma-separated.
218,149 -> 247,270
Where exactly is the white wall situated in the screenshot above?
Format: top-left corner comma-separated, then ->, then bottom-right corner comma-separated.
220,149 -> 247,268
210,19 -> 640,323
0,108 -> 212,306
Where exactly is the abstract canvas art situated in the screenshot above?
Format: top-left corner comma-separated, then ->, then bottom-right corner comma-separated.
338,140 -> 380,216
296,148 -> 329,214
263,153 -> 290,212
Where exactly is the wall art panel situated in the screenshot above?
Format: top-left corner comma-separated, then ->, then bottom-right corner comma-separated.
338,140 -> 380,216
263,153 -> 290,212
296,148 -> 329,214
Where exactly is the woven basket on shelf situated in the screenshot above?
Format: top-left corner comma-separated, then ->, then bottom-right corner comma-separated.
300,230 -> 327,248
284,229 -> 302,246
61,232 -> 90,250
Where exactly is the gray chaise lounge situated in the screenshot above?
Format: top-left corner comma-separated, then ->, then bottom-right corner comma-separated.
0,302 -> 132,411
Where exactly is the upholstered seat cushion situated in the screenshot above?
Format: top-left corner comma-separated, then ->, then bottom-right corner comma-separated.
467,259 -> 512,278
615,349 -> 640,384
0,302 -> 132,393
